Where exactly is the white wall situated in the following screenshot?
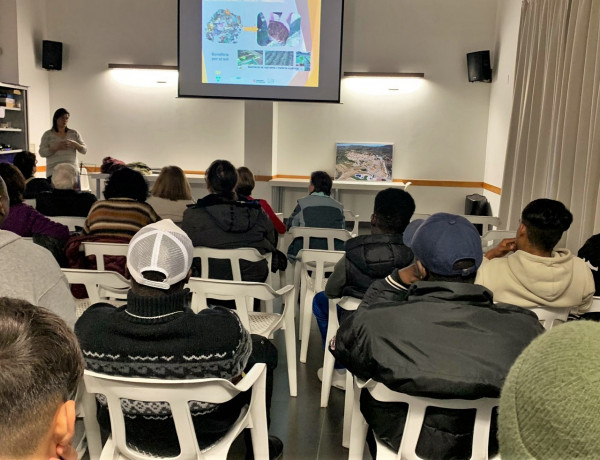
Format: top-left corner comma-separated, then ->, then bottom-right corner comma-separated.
0,0 -> 19,83
484,0 -> 522,217
44,0 -> 244,171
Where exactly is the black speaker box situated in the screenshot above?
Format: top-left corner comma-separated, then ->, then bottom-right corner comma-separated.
467,50 -> 491,83
42,40 -> 63,70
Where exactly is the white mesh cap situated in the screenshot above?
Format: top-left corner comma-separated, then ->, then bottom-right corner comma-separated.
127,219 -> 194,290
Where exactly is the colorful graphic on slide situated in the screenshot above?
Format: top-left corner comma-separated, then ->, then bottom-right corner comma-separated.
202,0 -> 320,87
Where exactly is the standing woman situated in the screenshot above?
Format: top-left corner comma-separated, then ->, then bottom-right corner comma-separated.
39,108 -> 87,178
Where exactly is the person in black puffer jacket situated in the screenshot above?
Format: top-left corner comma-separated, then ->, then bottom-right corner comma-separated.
312,188 -> 415,356
332,213 -> 544,459
181,159 -> 277,282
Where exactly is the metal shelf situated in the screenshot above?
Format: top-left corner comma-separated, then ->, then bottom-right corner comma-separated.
0,149 -> 23,154
0,128 -> 22,132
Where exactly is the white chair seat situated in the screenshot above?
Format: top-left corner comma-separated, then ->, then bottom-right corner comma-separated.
248,312 -> 281,337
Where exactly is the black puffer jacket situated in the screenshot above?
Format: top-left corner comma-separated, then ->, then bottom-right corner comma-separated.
332,282 -> 543,459
343,234 -> 413,298
181,194 -> 276,281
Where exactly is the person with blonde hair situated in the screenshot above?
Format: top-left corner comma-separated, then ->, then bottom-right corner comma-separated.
0,296 -> 84,460
36,163 -> 97,217
147,165 -> 195,222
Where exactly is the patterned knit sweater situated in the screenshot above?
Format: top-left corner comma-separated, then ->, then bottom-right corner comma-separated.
82,198 -> 160,239
75,289 -> 252,455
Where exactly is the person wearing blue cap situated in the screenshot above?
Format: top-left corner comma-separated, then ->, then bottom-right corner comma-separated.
332,213 -> 544,459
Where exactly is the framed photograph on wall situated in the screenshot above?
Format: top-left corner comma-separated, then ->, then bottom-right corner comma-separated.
335,142 -> 393,181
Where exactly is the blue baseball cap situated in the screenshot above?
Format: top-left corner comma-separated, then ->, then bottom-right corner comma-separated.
403,213 -> 482,277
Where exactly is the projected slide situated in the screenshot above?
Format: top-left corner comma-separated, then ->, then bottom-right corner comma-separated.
201,0 -> 320,87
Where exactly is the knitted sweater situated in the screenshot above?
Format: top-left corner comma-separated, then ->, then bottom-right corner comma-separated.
0,202 -> 70,240
83,198 -> 160,240
75,289 -> 252,455
39,128 -> 87,177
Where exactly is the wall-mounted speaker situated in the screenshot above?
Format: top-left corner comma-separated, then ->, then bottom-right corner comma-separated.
466,50 -> 491,83
42,40 -> 63,70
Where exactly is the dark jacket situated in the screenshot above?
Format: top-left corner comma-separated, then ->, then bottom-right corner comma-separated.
181,193 -> 277,282
343,234 -> 413,298
24,177 -> 52,199
36,189 -> 97,217
333,282 -> 543,459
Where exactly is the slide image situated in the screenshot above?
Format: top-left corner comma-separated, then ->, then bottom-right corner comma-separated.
238,50 -> 264,67
265,51 -> 293,66
296,52 -> 311,70
205,9 -> 243,43
257,12 -> 302,47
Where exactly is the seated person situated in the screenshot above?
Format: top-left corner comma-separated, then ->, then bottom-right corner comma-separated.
0,296 -> 83,460
181,159 -> 277,282
236,166 -> 286,234
499,321 -> 600,459
75,220 -> 282,458
332,213 -> 544,459
312,188 -> 415,385
286,171 -> 345,261
13,150 -> 52,199
578,232 -> 600,296
476,198 -> 595,313
146,165 -> 195,222
36,163 -> 97,217
83,166 -> 160,240
0,163 -> 69,241
0,176 -> 76,327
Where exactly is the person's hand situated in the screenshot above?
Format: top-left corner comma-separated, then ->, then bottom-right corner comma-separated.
486,238 -> 516,260
50,442 -> 77,460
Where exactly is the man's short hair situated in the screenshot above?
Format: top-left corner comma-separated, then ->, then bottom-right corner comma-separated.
236,166 -> 255,197
51,163 -> 78,190
521,199 -> 573,252
0,297 -> 83,457
310,171 -> 333,195
13,151 -> 37,179
373,188 -> 415,234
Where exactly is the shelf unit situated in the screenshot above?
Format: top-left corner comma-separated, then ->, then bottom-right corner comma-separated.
0,82 -> 28,163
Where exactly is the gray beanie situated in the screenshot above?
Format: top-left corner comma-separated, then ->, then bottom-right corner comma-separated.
498,321 -> 600,459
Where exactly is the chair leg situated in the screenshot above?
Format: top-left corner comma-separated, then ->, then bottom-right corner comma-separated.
348,378 -> 368,460
320,299 -> 339,407
283,311 -> 298,397
342,371 -> 354,448
299,288 -> 314,363
249,369 -> 270,460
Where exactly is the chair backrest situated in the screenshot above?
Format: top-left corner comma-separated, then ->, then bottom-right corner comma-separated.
530,306 -> 571,330
51,215 -> 86,232
590,296 -> 600,313
82,363 -> 267,460
296,249 -> 345,292
359,378 -> 498,460
79,167 -> 91,192
186,277 -> 294,329
481,230 -> 516,253
344,209 -> 360,236
82,241 -> 129,270
192,246 -> 272,283
289,226 -> 352,252
62,268 -> 130,306
24,198 -> 36,207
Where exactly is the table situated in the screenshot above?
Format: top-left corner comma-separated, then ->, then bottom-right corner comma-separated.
88,173 -> 206,199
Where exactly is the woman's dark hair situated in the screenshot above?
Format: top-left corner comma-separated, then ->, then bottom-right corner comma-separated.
373,188 -> 416,234
51,108 -> 70,132
12,151 -> 37,179
103,167 -> 149,202
236,166 -> 255,197
206,160 -> 238,200
0,163 -> 25,206
310,171 -> 333,195
521,198 -> 573,251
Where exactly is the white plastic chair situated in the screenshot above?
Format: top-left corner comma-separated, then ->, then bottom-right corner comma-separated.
530,306 -> 571,330
349,377 -> 499,460
81,363 -> 269,460
321,296 -> 361,448
294,249 -> 345,364
79,166 -> 91,192
186,278 -> 297,397
82,241 -> 129,271
588,296 -> 600,313
481,230 -> 516,253
51,215 -> 86,232
288,226 -> 352,256
192,246 -> 275,313
62,268 -> 130,317
344,209 -> 360,237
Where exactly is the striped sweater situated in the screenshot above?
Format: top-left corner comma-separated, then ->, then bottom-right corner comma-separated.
83,198 -> 160,239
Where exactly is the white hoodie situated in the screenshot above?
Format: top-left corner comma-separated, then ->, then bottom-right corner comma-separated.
0,230 -> 75,327
476,249 -> 595,313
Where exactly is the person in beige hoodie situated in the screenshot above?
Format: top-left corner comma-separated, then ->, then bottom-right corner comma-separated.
476,198 -> 594,313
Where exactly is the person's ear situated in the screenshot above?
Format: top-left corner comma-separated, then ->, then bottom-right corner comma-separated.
308,183 -> 315,194
185,268 -> 192,283
50,400 -> 76,453
370,213 -> 377,227
415,260 -> 428,280
517,222 -> 527,239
